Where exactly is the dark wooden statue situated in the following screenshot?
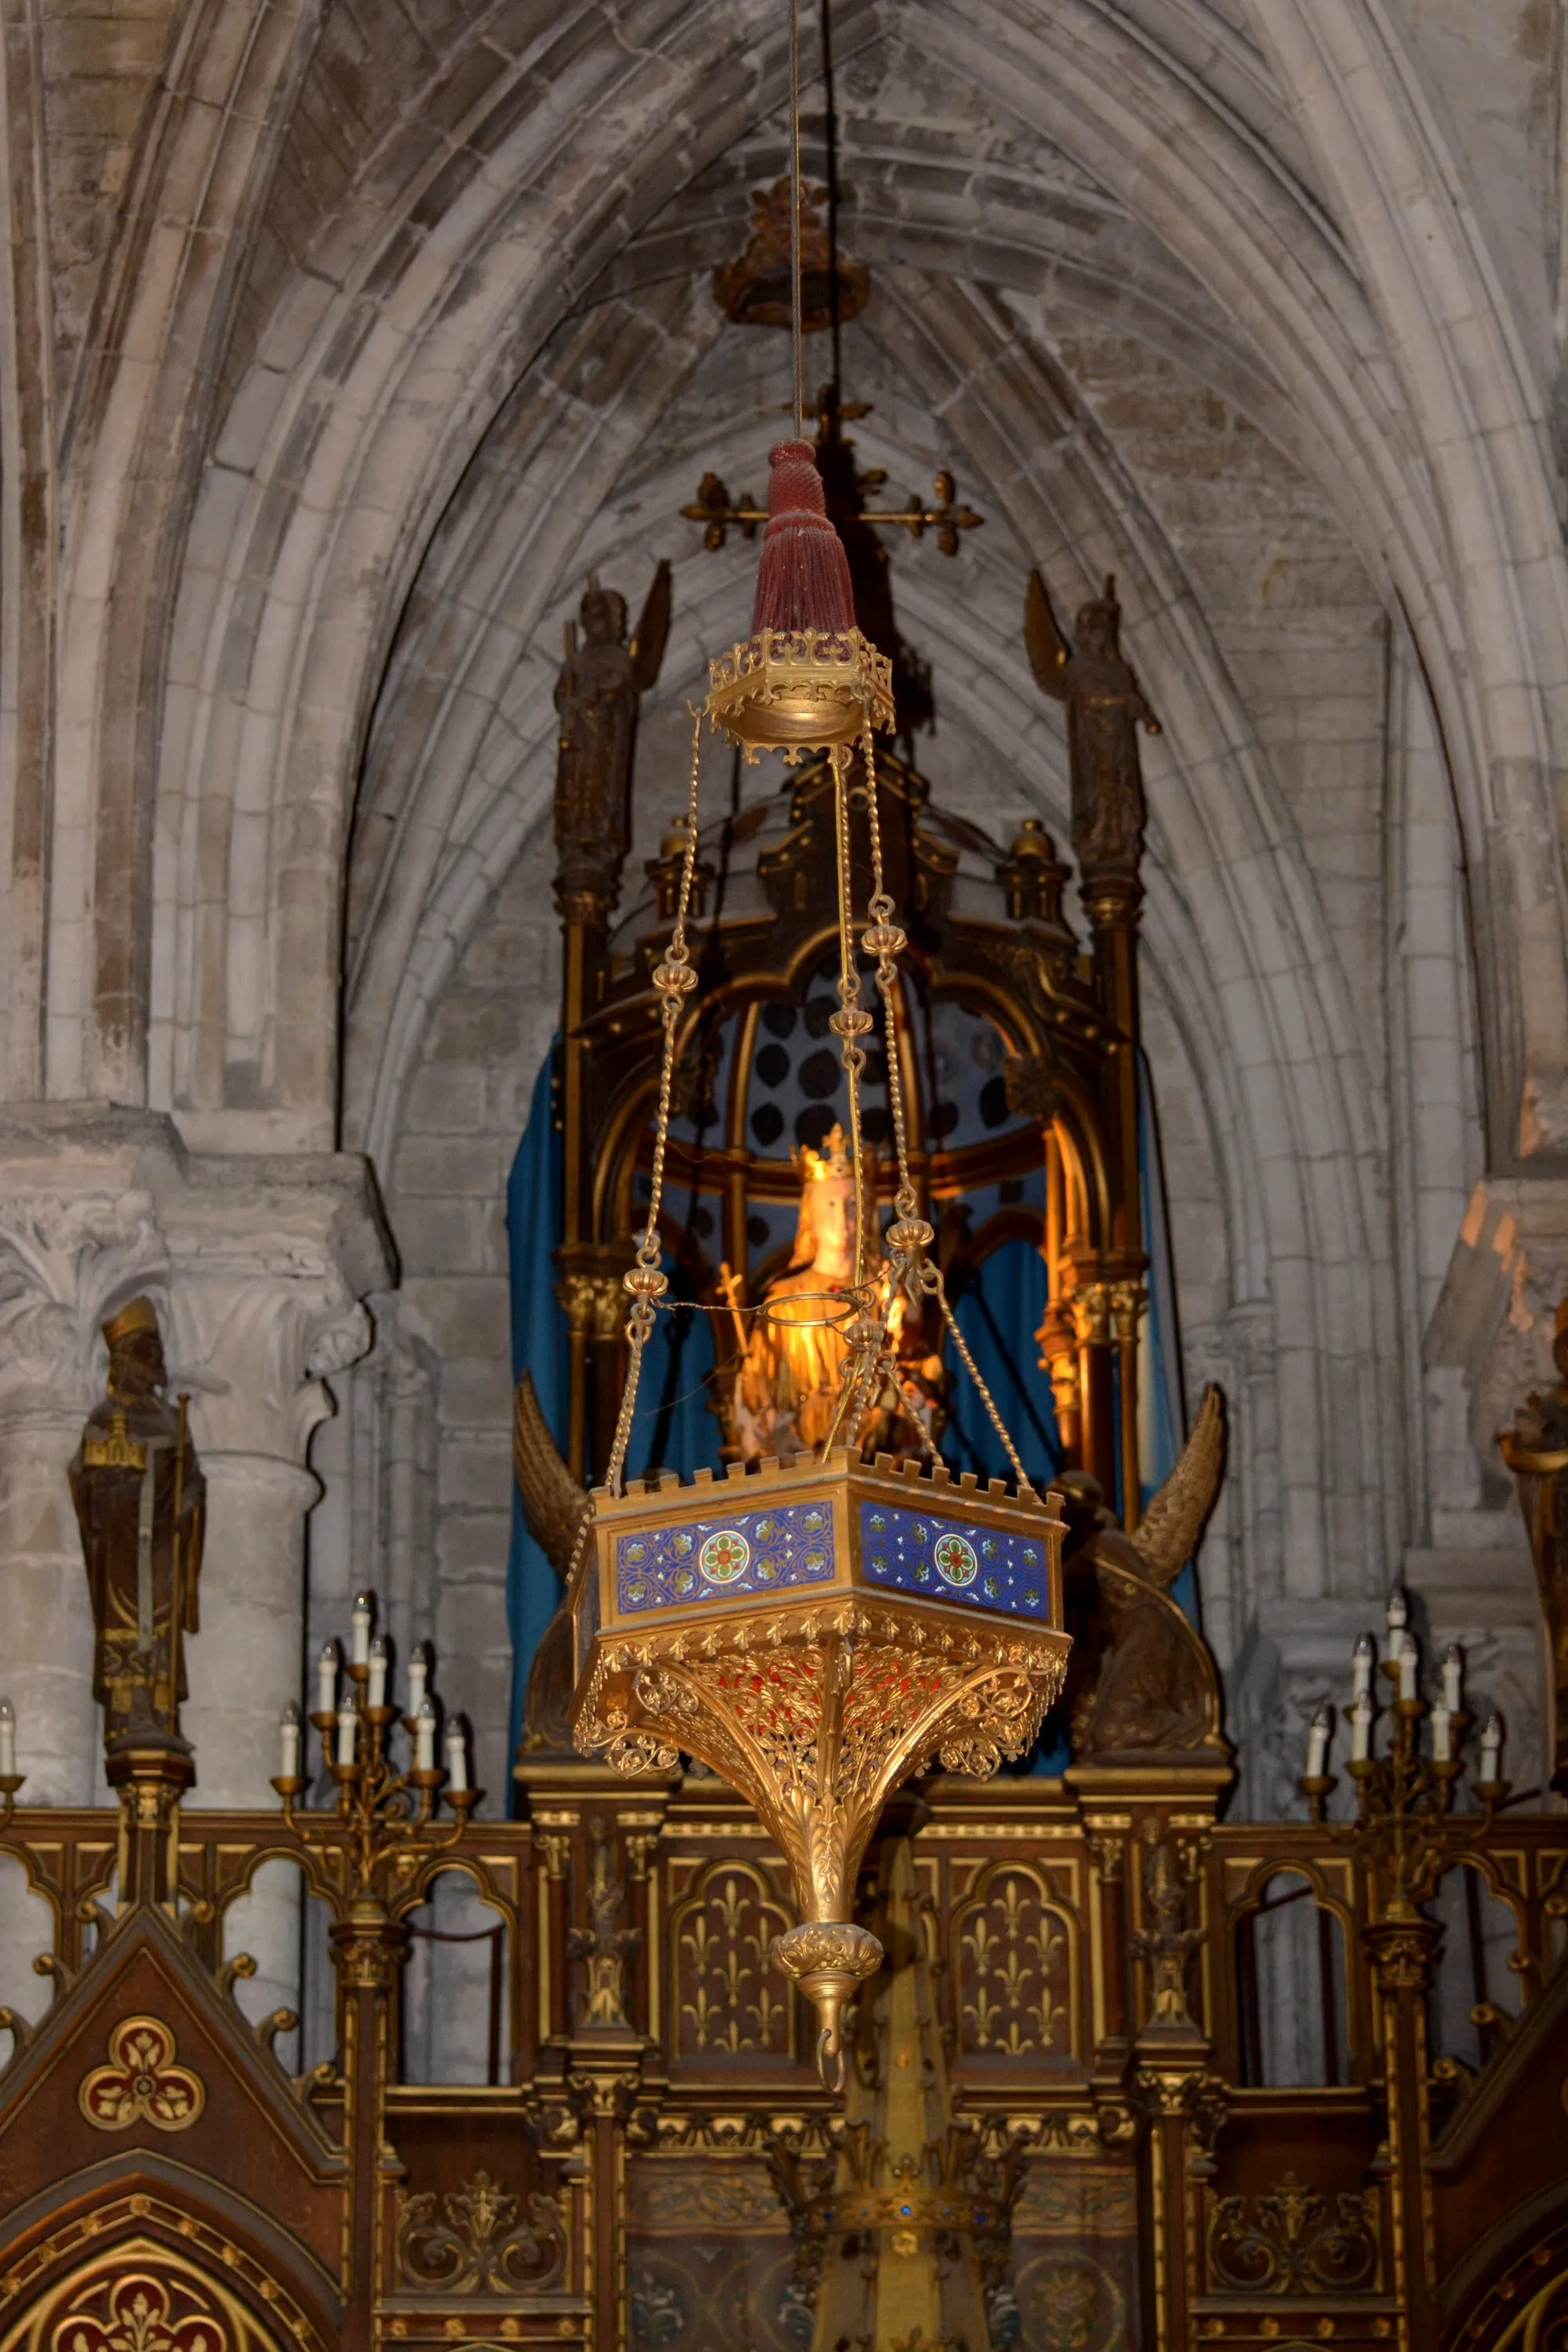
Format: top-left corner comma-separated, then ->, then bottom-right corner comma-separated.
512,1371 -> 588,1753
553,562 -> 671,909
68,1295 -> 204,1753
1500,1297 -> 1568,1793
1025,568 -> 1160,883
1060,1385 -> 1226,1759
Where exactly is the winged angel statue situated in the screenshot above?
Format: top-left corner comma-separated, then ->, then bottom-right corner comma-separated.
1025,567 -> 1160,885
553,561 -> 673,906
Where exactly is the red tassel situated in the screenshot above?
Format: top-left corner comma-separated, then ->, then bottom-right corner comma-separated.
750,440 -> 856,636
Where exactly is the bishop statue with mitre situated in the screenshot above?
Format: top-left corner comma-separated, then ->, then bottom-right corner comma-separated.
69,1296 -> 205,1752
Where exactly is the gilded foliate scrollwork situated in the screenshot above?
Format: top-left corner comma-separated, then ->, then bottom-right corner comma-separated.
1207,2171 -> 1378,2296
576,1599 -> 1065,1926
397,2170 -> 566,2295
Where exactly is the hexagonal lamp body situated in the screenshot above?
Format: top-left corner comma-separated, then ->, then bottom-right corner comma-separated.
569,1448 -> 1069,2085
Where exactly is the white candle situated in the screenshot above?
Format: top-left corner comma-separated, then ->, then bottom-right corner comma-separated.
279,1701 -> 301,1780
1386,1587 -> 1408,1641
415,1700 -> 437,1773
1430,1704 -> 1451,1762
1442,1644 -> 1464,1712
445,1719 -> 467,1794
350,1592 -> 373,1668
0,1698 -> 16,1779
407,1643 -> 429,1716
1479,1714 -> 1504,1780
316,1641 -> 339,1716
1352,1635 -> 1374,1698
1305,1709 -> 1330,1778
1350,1694 -> 1372,1761
1398,1644 -> 1418,1702
367,1637 -> 387,1711
336,1704 -> 358,1767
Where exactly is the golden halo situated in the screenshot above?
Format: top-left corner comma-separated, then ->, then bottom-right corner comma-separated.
757,1288 -> 866,1334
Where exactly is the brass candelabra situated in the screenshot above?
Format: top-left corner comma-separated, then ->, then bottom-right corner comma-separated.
1298,1630 -> 1508,1918
272,1607 -> 476,1904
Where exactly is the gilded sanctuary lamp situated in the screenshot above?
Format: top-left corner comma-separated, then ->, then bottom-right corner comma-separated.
567,42 -> 1067,2090
570,1449 -> 1069,2082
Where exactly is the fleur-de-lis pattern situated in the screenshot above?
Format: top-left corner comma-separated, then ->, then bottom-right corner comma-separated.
49,2269 -> 225,2352
676,1864 -> 793,2059
957,1870 -> 1072,2056
78,2020 -> 205,2133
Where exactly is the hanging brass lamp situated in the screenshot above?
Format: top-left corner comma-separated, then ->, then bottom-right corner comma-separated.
566,0 -> 1069,2093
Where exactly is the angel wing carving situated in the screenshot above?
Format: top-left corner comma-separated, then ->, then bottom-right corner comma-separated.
1024,567 -> 1071,701
1127,1383 -> 1225,1587
513,1372 -> 590,1581
630,557 -> 673,696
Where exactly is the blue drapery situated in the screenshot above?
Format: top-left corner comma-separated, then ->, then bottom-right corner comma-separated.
504,1049 -> 568,1770
504,1065 -> 722,1765
943,1238 -> 1069,1773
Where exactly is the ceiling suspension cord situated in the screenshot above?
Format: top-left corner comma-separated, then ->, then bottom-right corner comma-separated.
790,0 -> 804,438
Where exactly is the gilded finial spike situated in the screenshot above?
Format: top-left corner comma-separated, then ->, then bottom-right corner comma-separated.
959,1470 -> 978,1492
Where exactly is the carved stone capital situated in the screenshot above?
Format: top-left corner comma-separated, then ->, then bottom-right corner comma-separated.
162,1154 -> 389,1467
0,1113 -> 176,1419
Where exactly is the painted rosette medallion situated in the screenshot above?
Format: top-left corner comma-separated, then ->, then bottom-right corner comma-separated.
859,1502 -> 1053,1620
617,1498 -> 836,1613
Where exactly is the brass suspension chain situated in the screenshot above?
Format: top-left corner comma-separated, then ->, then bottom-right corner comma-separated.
828,742 -> 874,1284
858,720 -> 1038,1500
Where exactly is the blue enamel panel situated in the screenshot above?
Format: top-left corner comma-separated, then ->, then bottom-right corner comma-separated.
858,1501 -> 1053,1620
615,1498 -> 837,1613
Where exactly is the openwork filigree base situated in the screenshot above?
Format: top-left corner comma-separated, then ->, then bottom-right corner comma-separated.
569,1451 -> 1069,2087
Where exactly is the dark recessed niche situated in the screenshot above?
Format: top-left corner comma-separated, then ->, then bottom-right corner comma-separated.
979,1073 -> 1011,1130
746,1214 -> 771,1247
795,1104 -> 836,1151
930,1098 -> 960,1140
689,1203 -> 715,1238
751,1102 -> 785,1146
798,1047 -> 842,1102
754,1041 -> 790,1088
804,996 -> 836,1038
862,1106 -> 893,1145
761,1003 -> 797,1040
999,1177 -> 1025,1205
